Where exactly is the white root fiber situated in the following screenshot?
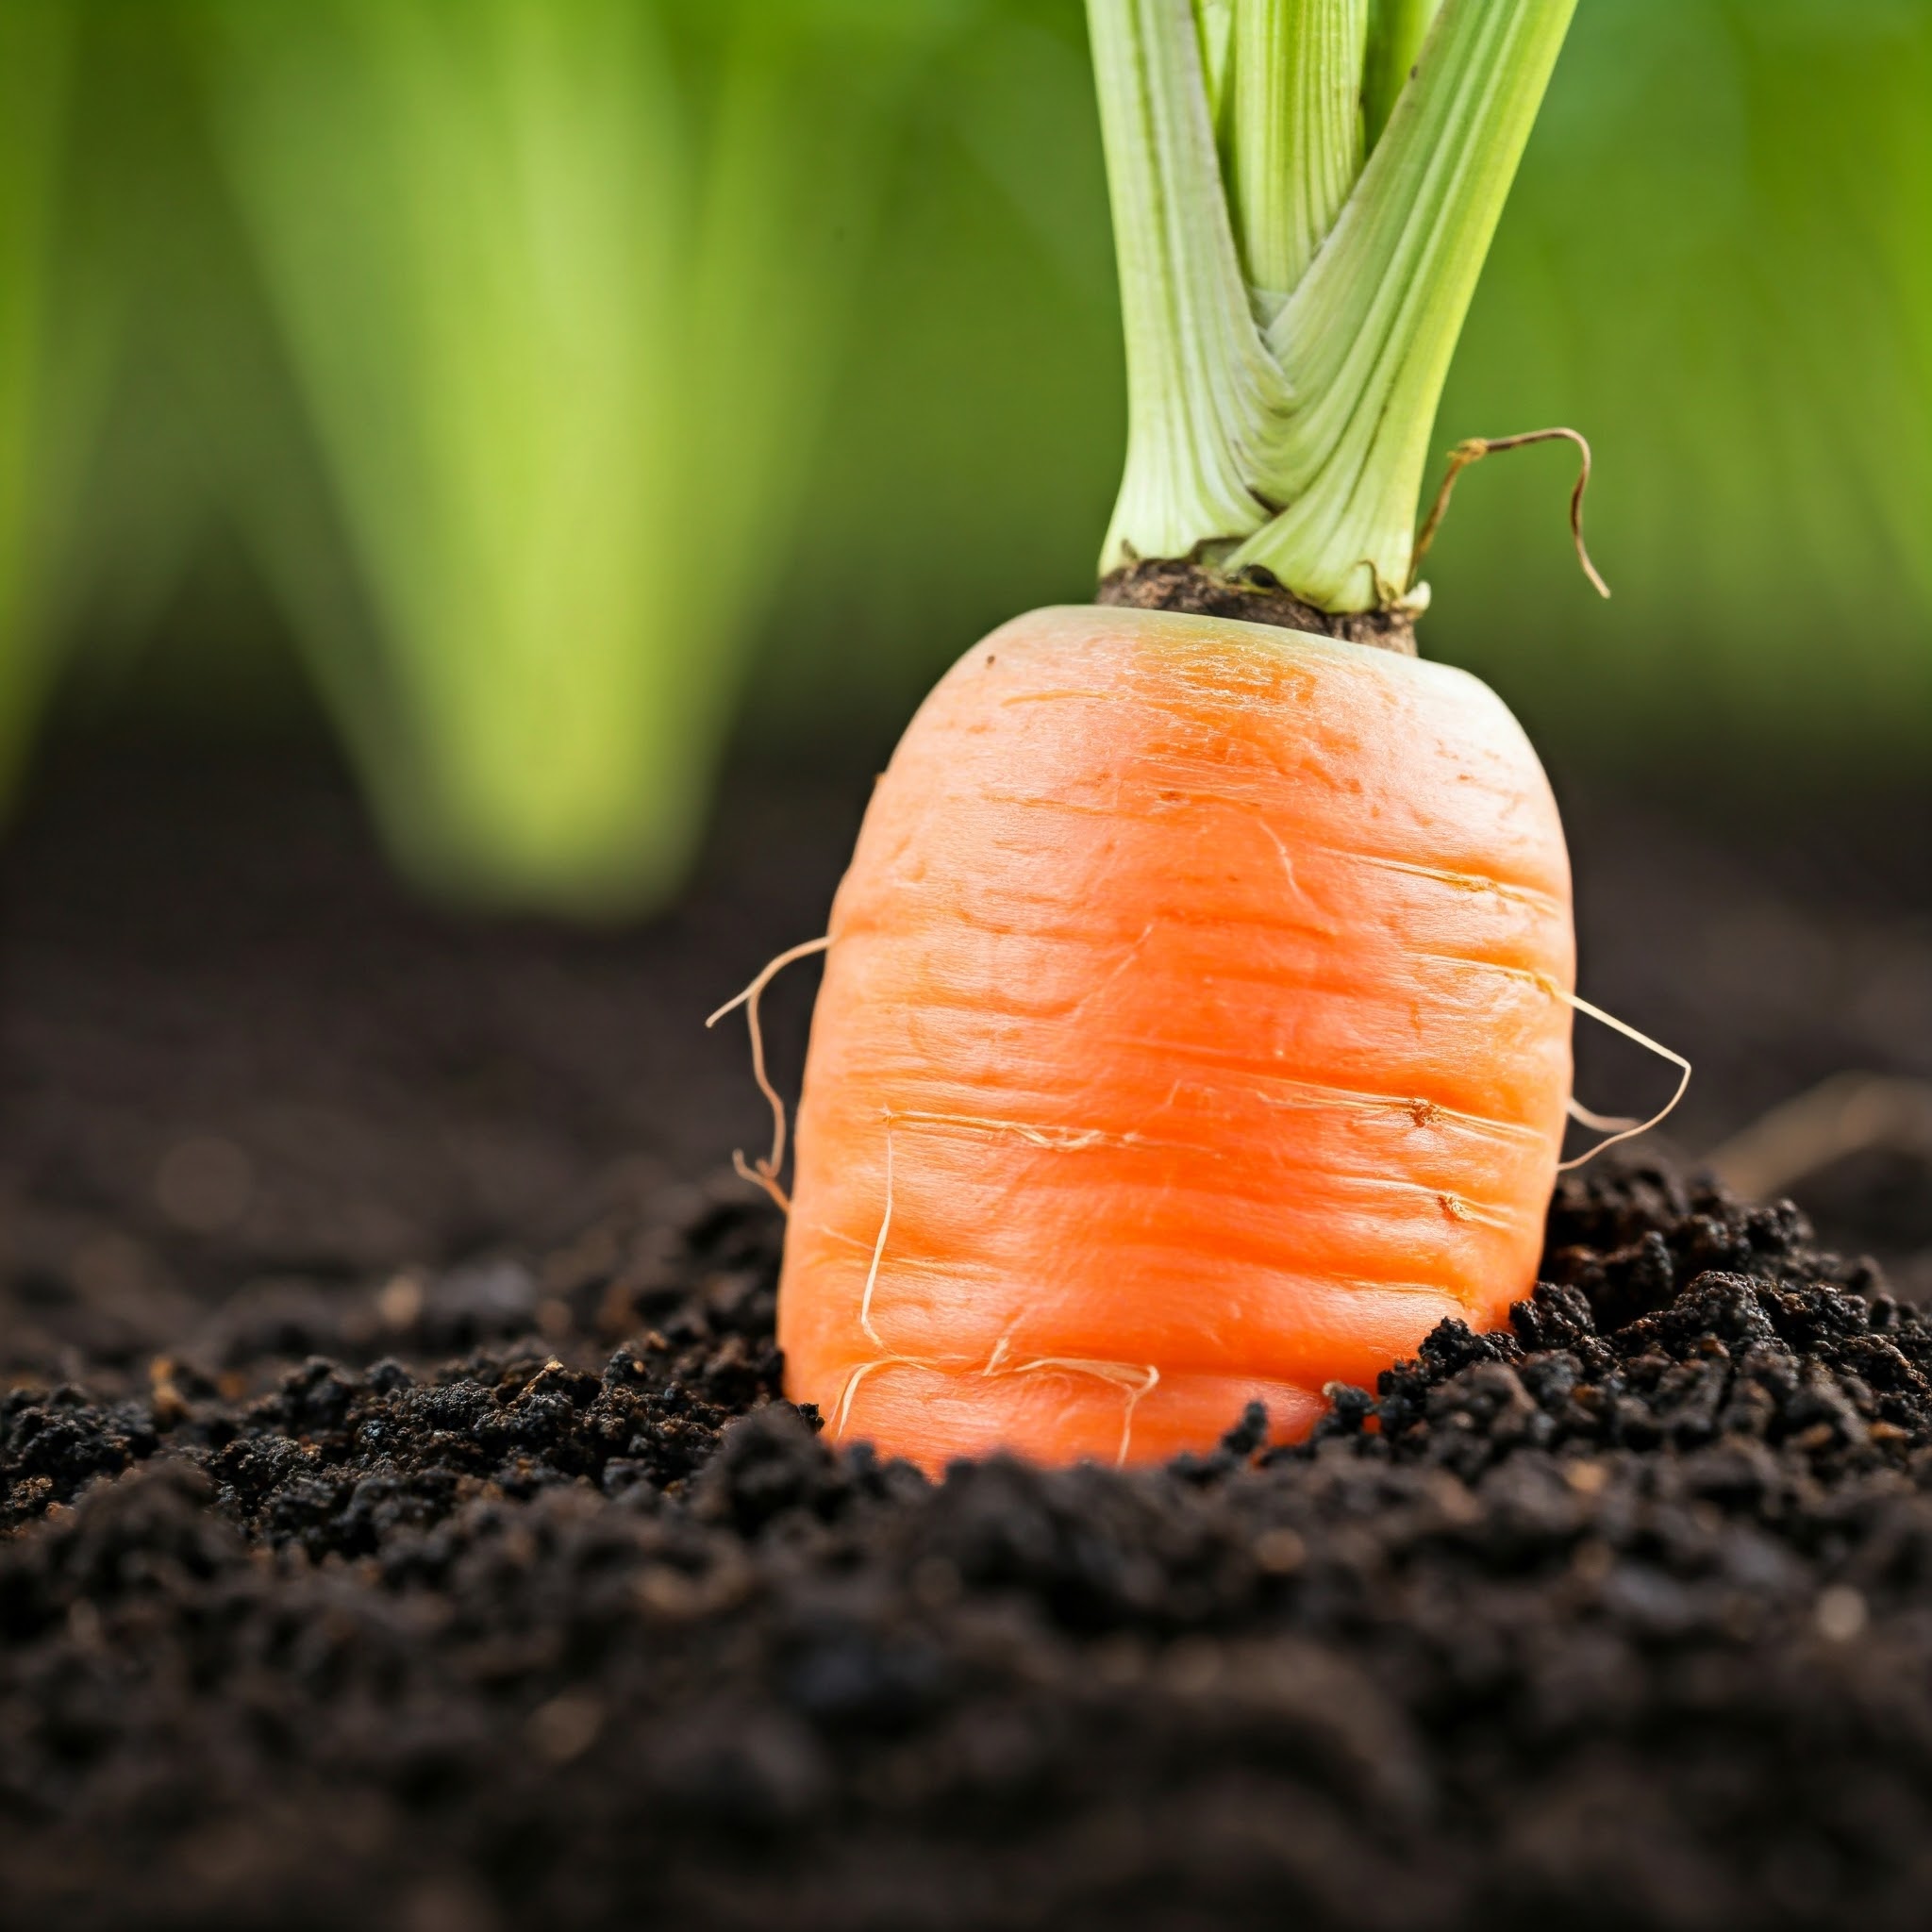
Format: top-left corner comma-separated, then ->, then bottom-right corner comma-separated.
706,936 -> 831,1212
1557,990 -> 1691,1172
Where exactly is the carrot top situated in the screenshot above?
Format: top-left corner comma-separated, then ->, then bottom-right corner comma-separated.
1091,0 -> 1576,615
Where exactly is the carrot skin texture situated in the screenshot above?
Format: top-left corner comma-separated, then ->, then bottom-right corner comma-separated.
780,605 -> 1574,1471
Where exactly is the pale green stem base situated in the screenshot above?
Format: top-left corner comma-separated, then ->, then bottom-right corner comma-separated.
1091,0 -> 1576,614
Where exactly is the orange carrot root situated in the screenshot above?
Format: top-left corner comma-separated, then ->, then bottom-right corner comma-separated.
779,606 -> 1579,1472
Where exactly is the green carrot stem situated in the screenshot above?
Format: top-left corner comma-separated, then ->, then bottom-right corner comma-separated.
1090,0 -> 1275,576
1091,0 -> 1575,615
1223,0 -> 1366,317
1361,0 -> 1441,150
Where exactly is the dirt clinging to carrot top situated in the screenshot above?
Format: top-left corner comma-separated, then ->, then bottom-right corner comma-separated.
7,1159 -> 1932,1931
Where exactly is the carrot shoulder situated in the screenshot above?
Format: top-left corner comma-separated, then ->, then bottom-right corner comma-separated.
780,606 -> 1573,1470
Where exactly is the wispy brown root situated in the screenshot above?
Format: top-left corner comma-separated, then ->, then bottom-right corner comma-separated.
1411,425 -> 1612,599
1707,1073 -> 1932,1200
706,936 -> 831,1212
1558,991 -> 1691,1172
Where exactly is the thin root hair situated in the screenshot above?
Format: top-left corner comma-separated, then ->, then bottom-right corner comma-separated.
832,1357 -> 887,1441
1567,1095 -> 1641,1134
706,935 -> 831,1213
848,1120 -> 1158,1467
1411,426 -> 1611,599
1006,1357 -> 1160,1469
859,1122 -> 896,1351
1557,991 -> 1691,1171
835,1346 -> 1163,1468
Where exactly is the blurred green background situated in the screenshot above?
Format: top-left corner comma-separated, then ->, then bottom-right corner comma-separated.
3,0 -> 1928,916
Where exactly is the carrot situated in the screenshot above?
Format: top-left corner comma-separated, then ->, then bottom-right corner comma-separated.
768,0 -> 1625,1470
782,605 -> 1574,1467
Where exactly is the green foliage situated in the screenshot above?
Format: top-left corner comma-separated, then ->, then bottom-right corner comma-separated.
195,0 -> 967,914
0,0 -> 96,805
762,0 -> 1932,763
42,2 -> 277,708
1427,0 -> 1932,756
1,0 -> 1927,904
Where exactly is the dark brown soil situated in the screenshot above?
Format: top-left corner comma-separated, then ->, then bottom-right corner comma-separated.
1098,558 -> 1419,653
4,744 -> 1932,1931
5,1167 -> 1931,1932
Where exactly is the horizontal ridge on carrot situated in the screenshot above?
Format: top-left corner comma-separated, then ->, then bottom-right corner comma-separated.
764,0 -> 1619,1471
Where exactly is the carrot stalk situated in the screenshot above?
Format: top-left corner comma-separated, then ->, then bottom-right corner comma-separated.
1096,0 -> 1577,613
1090,0 -> 1278,575
1361,0 -> 1441,150
1221,0 -> 1367,310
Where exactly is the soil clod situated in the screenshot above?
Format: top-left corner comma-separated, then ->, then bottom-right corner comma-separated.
1098,558 -> 1419,653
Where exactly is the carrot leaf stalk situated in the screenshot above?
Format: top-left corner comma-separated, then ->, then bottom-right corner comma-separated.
1093,0 -> 1576,615
1361,0 -> 1441,150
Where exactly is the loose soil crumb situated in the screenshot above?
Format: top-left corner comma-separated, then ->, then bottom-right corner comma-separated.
7,1162 -> 1932,1931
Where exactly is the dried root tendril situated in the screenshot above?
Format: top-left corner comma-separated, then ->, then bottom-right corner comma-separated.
1557,991 -> 1691,1172
1411,425 -> 1611,599
1567,1095 -> 1641,1135
706,936 -> 831,1212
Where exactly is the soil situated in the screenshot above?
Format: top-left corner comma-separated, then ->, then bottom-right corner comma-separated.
4,743 -> 1932,1931
1097,558 -> 1419,654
